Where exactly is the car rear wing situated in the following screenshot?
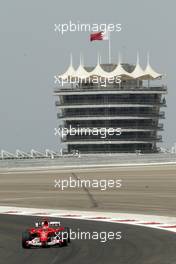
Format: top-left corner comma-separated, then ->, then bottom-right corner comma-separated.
35,221 -> 61,227
49,221 -> 61,227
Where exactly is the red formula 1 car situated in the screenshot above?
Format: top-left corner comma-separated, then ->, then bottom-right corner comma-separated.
22,219 -> 70,248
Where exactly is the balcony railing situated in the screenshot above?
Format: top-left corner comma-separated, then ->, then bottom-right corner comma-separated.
62,136 -> 162,142
54,85 -> 167,93
55,100 -> 166,107
57,112 -> 165,119
58,125 -> 163,131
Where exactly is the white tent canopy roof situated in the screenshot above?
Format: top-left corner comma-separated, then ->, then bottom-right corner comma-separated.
130,53 -> 146,79
109,63 -> 133,78
89,55 -> 111,78
143,54 -> 162,79
58,54 -> 76,80
109,54 -> 133,78
57,53 -> 163,80
73,54 -> 90,79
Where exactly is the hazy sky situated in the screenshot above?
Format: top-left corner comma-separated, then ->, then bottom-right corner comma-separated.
0,0 -> 175,152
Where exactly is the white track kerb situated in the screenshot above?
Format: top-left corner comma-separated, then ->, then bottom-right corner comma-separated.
0,206 -> 176,233
0,161 -> 176,175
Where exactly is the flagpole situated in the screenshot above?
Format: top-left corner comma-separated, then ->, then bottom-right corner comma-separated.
108,31 -> 111,64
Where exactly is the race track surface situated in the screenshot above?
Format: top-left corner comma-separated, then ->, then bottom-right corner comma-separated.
0,214 -> 176,264
0,165 -> 176,216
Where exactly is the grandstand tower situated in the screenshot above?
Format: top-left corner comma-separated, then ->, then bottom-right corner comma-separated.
54,54 -> 167,154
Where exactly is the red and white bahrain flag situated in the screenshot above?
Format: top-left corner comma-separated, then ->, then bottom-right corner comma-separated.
90,31 -> 109,41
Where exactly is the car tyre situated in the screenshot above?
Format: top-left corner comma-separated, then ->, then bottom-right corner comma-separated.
22,231 -> 31,249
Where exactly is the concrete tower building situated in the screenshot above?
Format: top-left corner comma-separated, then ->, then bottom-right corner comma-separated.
54,54 -> 167,154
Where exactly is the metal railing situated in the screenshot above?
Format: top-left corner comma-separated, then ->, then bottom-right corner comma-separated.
63,136 -> 162,142
57,112 -> 165,119
54,85 -> 167,93
59,125 -> 164,130
55,100 -> 166,107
